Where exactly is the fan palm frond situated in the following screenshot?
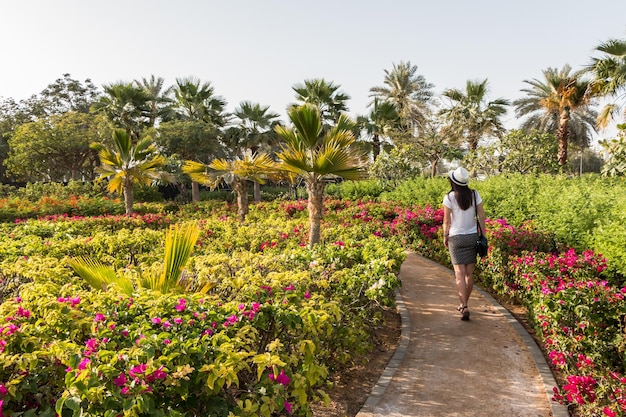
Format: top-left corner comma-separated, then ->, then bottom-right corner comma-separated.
68,257 -> 134,296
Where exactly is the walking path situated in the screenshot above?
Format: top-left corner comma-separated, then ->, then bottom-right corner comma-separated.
356,252 -> 570,417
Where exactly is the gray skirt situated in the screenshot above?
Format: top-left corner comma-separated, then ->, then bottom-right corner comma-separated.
448,233 -> 478,265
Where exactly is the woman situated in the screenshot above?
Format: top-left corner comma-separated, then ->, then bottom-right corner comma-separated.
442,167 -> 486,321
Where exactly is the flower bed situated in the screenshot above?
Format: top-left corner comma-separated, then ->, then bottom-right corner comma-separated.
0,198 -> 624,416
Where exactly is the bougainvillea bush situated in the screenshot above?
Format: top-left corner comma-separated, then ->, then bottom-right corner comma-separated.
0,200 -> 408,416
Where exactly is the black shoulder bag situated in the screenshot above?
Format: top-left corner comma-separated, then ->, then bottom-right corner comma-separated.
474,190 -> 488,257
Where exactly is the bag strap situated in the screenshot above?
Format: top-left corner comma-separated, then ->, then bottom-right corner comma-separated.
473,190 -> 483,237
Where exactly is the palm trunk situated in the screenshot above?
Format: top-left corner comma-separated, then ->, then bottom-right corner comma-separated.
233,180 -> 249,222
253,181 -> 261,202
557,111 -> 570,166
123,179 -> 134,215
373,133 -> 381,161
191,181 -> 200,202
306,178 -> 325,248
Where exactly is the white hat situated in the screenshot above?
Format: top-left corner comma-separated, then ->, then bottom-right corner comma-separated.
449,167 -> 470,186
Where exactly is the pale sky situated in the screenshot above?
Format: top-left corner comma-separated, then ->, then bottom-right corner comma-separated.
1,0 -> 625,137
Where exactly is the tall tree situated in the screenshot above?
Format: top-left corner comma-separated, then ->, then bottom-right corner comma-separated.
32,73 -> 100,117
356,98 -> 399,161
439,79 -> 510,151
292,79 -> 350,125
167,77 -> 228,200
152,119 -> 223,199
233,101 -> 281,201
275,104 -> 367,248
369,61 -> 434,133
513,65 -> 596,165
6,112 -> 111,182
91,129 -> 173,215
134,75 -> 173,128
91,82 -> 151,140
587,37 -> 626,128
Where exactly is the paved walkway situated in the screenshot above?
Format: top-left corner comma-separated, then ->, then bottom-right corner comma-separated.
356,252 -> 570,417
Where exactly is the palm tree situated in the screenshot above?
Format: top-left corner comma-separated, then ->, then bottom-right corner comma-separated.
91,82 -> 151,140
439,79 -> 510,152
369,61 -> 434,133
356,98 -> 400,160
513,65 -> 596,165
233,101 -> 281,201
292,79 -> 350,125
134,75 -> 173,128
275,104 -> 367,248
169,77 -> 227,126
183,151 -> 277,221
69,222 -> 207,296
587,37 -> 626,128
91,129 -> 174,215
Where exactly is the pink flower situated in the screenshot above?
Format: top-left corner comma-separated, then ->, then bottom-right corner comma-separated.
603,407 -> 617,416
304,291 -> 311,299
151,317 -> 162,325
284,401 -> 292,413
173,318 -> 183,325
0,383 -> 7,396
269,369 -> 290,386
120,386 -> 131,395
163,339 -> 171,345
113,373 -> 127,387
175,299 -> 187,312
129,364 -> 147,379
147,366 -> 167,382
78,357 -> 90,370
16,306 -> 30,318
94,313 -> 106,322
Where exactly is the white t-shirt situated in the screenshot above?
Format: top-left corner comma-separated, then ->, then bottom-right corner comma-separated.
442,190 -> 482,236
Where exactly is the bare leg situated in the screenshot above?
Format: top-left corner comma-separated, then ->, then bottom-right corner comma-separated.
453,263 -> 475,312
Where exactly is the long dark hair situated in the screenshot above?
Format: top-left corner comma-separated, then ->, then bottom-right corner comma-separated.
448,179 -> 473,210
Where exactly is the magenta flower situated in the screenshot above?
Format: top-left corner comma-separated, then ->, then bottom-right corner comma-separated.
94,313 -> 106,322
284,401 -> 292,413
269,369 -> 290,386
163,339 -> 171,345
16,306 -> 30,318
175,299 -> 187,312
147,366 -> 167,382
113,373 -> 127,387
0,383 -> 7,396
129,364 -> 147,379
78,357 -> 90,370
173,318 -> 183,325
